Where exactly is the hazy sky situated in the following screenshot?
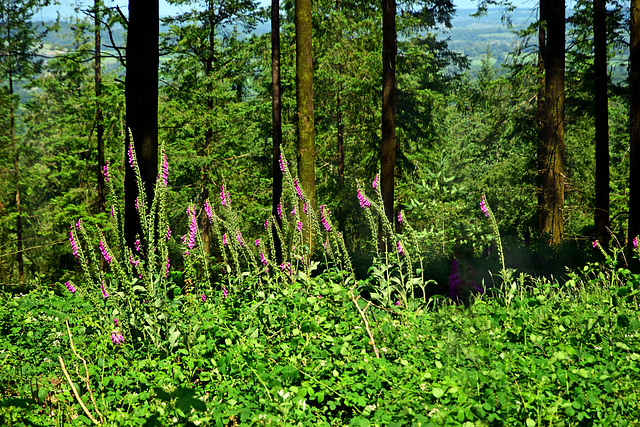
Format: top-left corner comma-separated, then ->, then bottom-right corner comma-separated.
38,0 -> 537,21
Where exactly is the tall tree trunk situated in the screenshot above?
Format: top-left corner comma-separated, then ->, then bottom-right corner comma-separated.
9,69 -> 23,284
629,0 -> 640,250
272,0 -> 283,262
95,0 -> 105,214
124,0 -> 159,249
382,0 -> 397,241
537,0 -> 546,148
295,0 -> 316,242
594,0 -> 610,247
538,0 -> 565,246
336,0 -> 345,233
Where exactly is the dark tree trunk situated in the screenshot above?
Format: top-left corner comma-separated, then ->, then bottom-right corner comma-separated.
124,0 -> 159,249
629,0 -> 640,250
9,70 -> 23,284
272,0 -> 283,262
95,0 -> 105,214
336,0 -> 345,233
538,0 -> 565,246
382,0 -> 397,242
594,0 -> 610,247
295,0 -> 316,241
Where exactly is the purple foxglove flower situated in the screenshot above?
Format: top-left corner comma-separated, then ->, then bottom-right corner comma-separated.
397,241 -> 405,256
357,189 -> 370,209
111,331 -> 124,345
633,236 -> 638,250
372,174 -> 378,189
64,281 -> 76,293
223,287 -> 228,299
303,202 -> 307,213
592,240 -> 598,248
101,282 -> 109,299
202,294 -> 206,302
220,185 -> 227,207
183,250 -> 190,258
161,153 -> 169,186
103,163 -> 109,182
69,226 -> 79,259
480,195 -> 490,218
395,301 -> 402,306
204,200 -> 213,223
236,232 -> 244,246
135,198 -> 139,211
165,255 -> 170,278
320,205 -> 331,232
291,207 -> 296,216
99,241 -> 112,263
166,226 -> 172,240
277,202 -> 283,219
398,211 -> 403,223
222,233 -> 228,246
187,206 -> 197,249
296,221 -> 303,232
114,318 -> 119,327
134,239 -> 141,252
264,219 -> 269,230
260,252 -> 268,266
127,145 -> 134,167
255,238 -> 260,246
294,178 -> 303,200
279,154 -> 286,172
110,206 -> 114,218
129,257 -> 139,267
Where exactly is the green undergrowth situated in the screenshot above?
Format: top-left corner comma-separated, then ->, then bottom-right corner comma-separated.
1,267 -> 640,427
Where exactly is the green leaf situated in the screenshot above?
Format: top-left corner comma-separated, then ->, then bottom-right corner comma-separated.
432,387 -> 445,399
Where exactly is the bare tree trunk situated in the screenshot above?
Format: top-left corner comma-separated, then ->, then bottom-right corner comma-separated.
124,0 -> 159,249
336,0 -> 345,233
295,0 -> 316,244
538,0 -> 565,246
629,0 -> 640,250
272,0 -> 283,262
381,0 -> 397,246
9,70 -> 23,284
95,0 -> 105,214
594,0 -> 610,247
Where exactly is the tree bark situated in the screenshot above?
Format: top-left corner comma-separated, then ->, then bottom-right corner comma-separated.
9,69 -> 23,284
272,0 -> 283,262
538,0 -> 565,246
95,0 -> 105,214
295,0 -> 316,241
336,0 -> 345,233
124,0 -> 159,249
629,0 -> 640,250
594,0 -> 610,247
382,0 -> 397,240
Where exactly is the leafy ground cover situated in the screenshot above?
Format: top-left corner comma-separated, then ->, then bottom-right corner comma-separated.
2,263 -> 639,426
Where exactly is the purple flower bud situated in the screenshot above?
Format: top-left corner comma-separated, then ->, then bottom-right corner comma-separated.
222,233 -> 228,246
220,185 -> 227,207
111,331 -> 124,345
398,211 -> 403,223
202,294 -> 206,302
166,226 -> 172,240
279,154 -> 287,172
187,206 -> 197,249
296,221 -> 303,232
397,241 -> 405,256
260,252 -> 268,266
291,207 -> 296,216
222,287 -> 228,299
480,195 -> 490,218
114,318 -> 119,327
357,189 -> 370,209
64,281 -> 76,293
236,232 -> 244,246
103,163 -> 109,182
69,226 -> 79,259
277,202 -> 283,219
161,153 -> 169,186
634,236 -> 638,250
592,240 -> 598,248
372,175 -> 378,189
320,205 -> 331,232
101,282 -> 109,299
204,200 -> 213,223
264,219 -> 269,230
134,239 -> 141,252
135,198 -> 139,211
395,301 -> 402,306
99,241 -> 112,263
165,255 -> 170,278
127,145 -> 134,167
294,178 -> 303,200
255,239 -> 260,246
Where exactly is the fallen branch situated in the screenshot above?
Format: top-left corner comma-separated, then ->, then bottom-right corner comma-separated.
58,355 -> 100,425
351,294 -> 380,359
